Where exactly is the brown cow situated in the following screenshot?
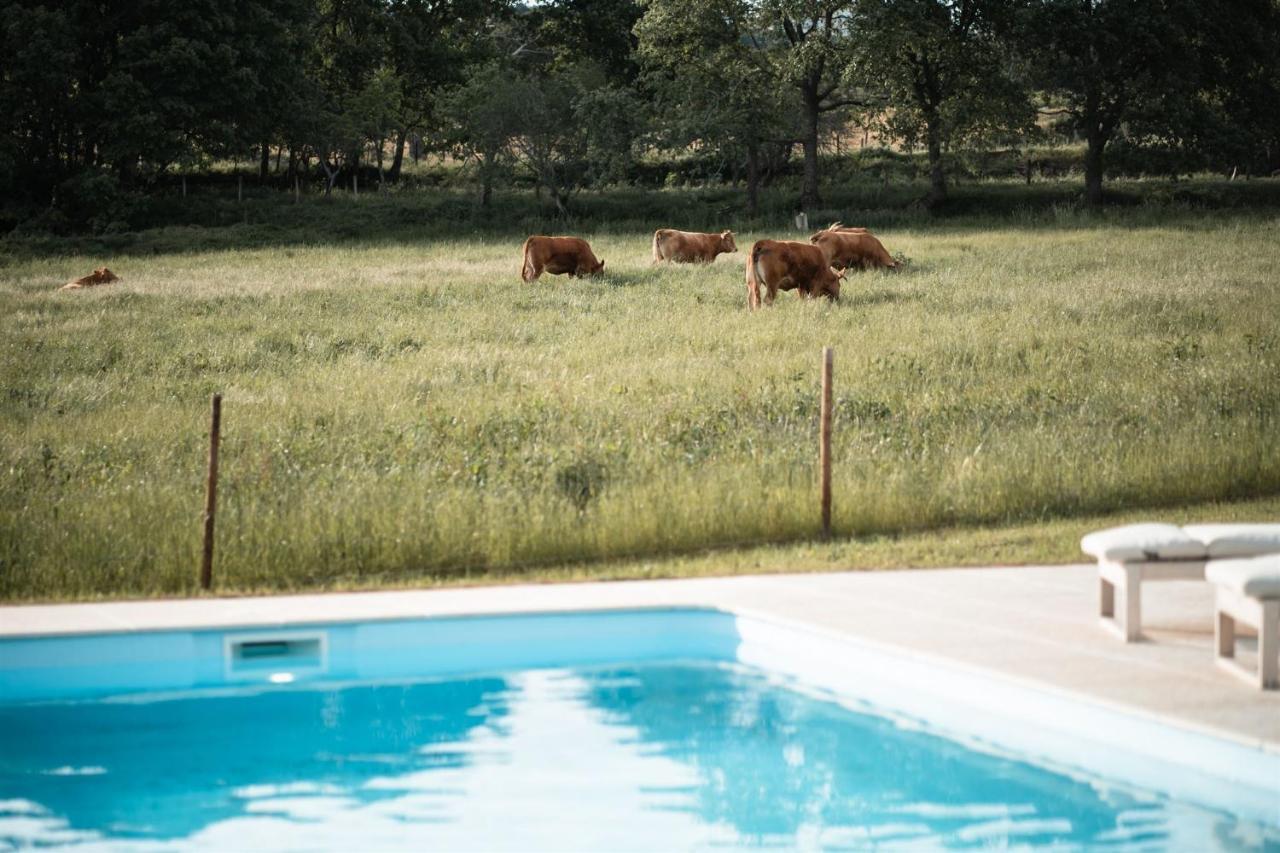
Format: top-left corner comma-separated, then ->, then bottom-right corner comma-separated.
59,268 -> 120,291
520,236 -> 605,282
746,240 -> 844,310
652,229 -> 737,264
809,225 -> 897,271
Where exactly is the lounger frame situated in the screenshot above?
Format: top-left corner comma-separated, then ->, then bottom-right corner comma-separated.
1097,559 -> 1206,642
1214,586 -> 1279,690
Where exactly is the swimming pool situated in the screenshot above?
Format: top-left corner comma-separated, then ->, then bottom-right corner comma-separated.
1,608 -> 1276,850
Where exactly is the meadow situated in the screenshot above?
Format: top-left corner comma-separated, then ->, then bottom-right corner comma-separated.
2,180 -> 1279,600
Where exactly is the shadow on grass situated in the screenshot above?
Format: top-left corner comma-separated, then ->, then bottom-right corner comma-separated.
843,287 -> 923,309
598,270 -> 651,288
4,179 -> 1279,262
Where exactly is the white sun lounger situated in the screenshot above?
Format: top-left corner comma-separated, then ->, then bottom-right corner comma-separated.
1207,554 -> 1280,689
1081,523 -> 1280,642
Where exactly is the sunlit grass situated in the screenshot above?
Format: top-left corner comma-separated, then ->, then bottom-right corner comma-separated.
2,204 -> 1278,599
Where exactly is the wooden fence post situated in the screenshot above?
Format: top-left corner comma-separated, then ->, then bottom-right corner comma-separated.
294,176 -> 300,203
820,347 -> 833,537
200,393 -> 222,591
238,174 -> 243,203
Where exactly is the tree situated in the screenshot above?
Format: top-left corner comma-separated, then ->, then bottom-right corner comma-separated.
533,0 -> 644,86
849,0 -> 1031,208
384,0 -> 504,182
1,0 -> 303,215
0,3 -> 78,202
238,0 -> 314,180
761,0 -> 860,209
439,61 -> 518,206
1145,0 -> 1280,178
502,64 -> 638,215
635,0 -> 791,213
299,0 -> 397,193
1024,0 -> 1217,205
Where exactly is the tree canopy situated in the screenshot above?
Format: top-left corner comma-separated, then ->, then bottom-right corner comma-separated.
2,0 -> 1277,220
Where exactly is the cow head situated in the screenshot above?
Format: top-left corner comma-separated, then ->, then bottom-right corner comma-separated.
591,259 -> 605,275
821,267 -> 844,302
94,268 -> 119,283
720,231 -> 737,253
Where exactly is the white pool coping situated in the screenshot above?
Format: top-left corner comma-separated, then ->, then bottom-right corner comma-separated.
2,564 -> 1278,758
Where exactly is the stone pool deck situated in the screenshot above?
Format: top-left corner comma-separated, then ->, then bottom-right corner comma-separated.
2,564 -> 1277,752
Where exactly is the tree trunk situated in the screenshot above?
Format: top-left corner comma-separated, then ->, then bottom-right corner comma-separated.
547,169 -> 568,213
1084,127 -> 1106,206
388,128 -> 407,181
117,157 -> 138,188
480,145 -> 494,207
259,140 -> 270,181
376,137 -> 385,191
320,158 -> 339,197
1081,85 -> 1108,207
800,81 -> 821,209
925,115 -> 946,209
745,140 -> 760,216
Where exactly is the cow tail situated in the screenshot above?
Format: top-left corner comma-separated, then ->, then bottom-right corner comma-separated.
520,238 -> 535,282
746,243 -> 763,310
651,230 -> 663,263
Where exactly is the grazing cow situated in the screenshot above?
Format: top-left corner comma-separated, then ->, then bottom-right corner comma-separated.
520,236 -> 605,282
59,268 -> 119,291
651,229 -> 737,264
809,224 -> 897,271
746,240 -> 844,310
811,221 -> 868,236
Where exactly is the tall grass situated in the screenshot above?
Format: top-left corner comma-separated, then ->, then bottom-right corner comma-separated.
2,191 -> 1279,599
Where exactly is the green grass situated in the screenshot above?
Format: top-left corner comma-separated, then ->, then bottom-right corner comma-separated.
286,493 -> 1280,594
2,183 -> 1279,600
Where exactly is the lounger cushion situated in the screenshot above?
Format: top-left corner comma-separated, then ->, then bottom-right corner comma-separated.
1182,523 -> 1280,558
1206,555 -> 1280,599
1080,523 -> 1207,562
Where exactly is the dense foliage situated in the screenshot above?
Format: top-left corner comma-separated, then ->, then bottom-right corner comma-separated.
2,0 -> 1278,228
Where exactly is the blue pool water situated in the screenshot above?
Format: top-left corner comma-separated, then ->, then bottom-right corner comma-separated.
1,661 -> 1274,851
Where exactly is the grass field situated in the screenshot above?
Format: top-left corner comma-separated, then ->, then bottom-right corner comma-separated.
2,183 -> 1279,600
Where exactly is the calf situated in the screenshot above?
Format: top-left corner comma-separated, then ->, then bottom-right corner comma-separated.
652,229 -> 737,263
746,240 -> 844,310
59,267 -> 119,291
520,236 -> 605,282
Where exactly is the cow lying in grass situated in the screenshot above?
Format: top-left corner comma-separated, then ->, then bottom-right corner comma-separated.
809,223 -> 898,271
651,229 -> 737,264
520,236 -> 605,282
60,268 -> 119,291
746,240 -> 844,309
